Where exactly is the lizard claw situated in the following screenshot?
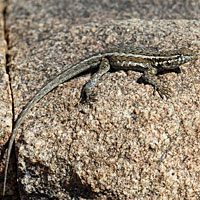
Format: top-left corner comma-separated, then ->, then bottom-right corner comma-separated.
76,91 -> 97,106
87,92 -> 98,102
157,86 -> 172,99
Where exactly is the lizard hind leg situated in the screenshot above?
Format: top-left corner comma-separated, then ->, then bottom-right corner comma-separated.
141,64 -> 171,98
79,57 -> 111,104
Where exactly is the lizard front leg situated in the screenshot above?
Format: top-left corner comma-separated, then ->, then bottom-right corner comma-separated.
142,64 -> 171,98
80,57 -> 110,103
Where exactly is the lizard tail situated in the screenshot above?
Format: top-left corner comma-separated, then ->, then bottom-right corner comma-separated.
3,55 -> 101,196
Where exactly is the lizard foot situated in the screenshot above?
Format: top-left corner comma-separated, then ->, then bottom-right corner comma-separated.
156,86 -> 172,99
76,91 -> 97,106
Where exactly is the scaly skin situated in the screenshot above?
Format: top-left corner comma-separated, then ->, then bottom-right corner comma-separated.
3,47 -> 195,196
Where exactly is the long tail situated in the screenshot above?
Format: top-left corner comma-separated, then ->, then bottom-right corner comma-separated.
3,55 -> 101,196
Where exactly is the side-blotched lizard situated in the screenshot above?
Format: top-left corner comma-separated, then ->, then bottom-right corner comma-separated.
3,46 -> 195,196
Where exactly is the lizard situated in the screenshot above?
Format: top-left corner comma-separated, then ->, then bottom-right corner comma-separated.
2,46 -> 195,196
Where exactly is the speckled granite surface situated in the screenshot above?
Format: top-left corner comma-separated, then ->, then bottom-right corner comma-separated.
0,0 -> 200,199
